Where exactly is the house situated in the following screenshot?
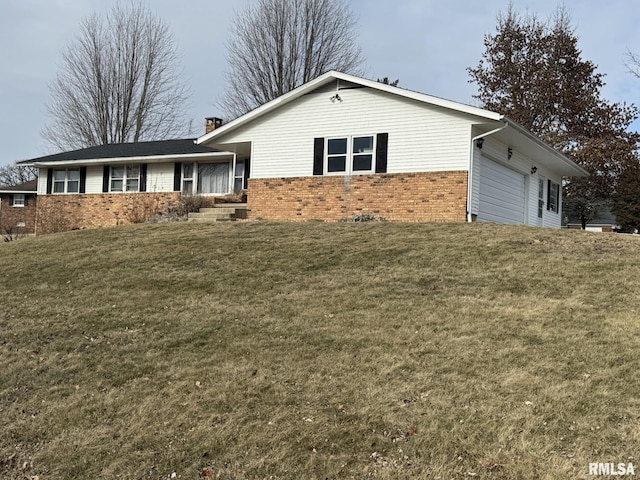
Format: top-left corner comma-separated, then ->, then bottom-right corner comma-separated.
21,71 -> 587,233
197,71 -> 587,225
564,200 -> 618,232
21,136 -> 248,234
0,179 -> 38,237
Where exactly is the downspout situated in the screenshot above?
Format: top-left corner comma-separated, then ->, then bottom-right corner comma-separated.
467,122 -> 509,222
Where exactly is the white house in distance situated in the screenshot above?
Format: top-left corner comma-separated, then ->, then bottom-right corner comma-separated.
22,71 -> 587,233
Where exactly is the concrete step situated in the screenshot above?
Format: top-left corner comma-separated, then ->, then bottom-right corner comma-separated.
214,203 -> 247,208
187,203 -> 248,223
188,211 -> 236,220
188,216 -> 236,223
198,207 -> 239,215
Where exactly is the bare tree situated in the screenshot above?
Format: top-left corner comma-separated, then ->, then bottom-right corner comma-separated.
627,49 -> 640,79
0,162 -> 37,187
42,2 -> 190,151
221,0 -> 366,118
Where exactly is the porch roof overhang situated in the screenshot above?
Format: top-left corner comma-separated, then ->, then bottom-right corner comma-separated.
24,151 -> 234,168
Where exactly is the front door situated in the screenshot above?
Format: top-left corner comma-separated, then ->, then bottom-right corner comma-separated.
197,163 -> 230,195
537,177 -> 545,226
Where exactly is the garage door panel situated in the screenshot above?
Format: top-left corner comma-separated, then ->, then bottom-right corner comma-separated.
478,157 -> 525,224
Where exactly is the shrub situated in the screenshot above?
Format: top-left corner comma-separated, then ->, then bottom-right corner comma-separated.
341,213 -> 385,222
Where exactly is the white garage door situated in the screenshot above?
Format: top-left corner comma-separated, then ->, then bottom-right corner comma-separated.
478,156 -> 525,224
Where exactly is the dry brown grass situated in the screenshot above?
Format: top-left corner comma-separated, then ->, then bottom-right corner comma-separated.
1,222 -> 639,479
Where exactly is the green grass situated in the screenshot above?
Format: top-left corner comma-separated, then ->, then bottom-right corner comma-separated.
1,221 -> 639,479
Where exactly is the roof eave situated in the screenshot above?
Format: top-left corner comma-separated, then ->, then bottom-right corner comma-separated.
505,119 -> 589,177
26,151 -> 233,168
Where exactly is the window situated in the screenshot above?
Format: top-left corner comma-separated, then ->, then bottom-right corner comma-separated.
53,169 -> 80,193
352,136 -> 374,171
325,135 -> 375,175
110,165 -> 140,192
233,161 -> 245,193
182,163 -> 194,194
12,194 -> 25,207
537,178 -> 545,218
548,180 -> 560,213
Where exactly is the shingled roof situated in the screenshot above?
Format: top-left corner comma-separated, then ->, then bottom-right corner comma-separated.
0,179 -> 38,193
19,139 -> 224,165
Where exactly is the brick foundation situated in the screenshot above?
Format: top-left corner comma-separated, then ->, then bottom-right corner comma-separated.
247,171 -> 468,222
36,192 -> 181,234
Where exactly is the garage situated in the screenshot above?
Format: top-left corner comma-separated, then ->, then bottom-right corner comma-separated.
478,156 -> 525,224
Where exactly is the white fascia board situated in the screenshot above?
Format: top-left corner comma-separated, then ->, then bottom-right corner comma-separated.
505,119 -> 589,177
197,71 -> 504,145
197,72 -> 337,145
0,190 -> 36,194
28,151 -> 233,168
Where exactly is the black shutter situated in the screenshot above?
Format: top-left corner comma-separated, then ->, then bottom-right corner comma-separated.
375,133 -> 389,173
23,195 -> 28,207
140,164 -> 148,192
313,138 -> 324,175
46,168 -> 53,194
102,166 -> 110,193
79,167 -> 87,193
547,179 -> 551,211
174,162 -> 182,192
244,158 -> 251,189
8,195 -> 14,206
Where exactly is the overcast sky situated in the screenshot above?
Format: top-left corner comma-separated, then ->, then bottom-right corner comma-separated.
1,0 -> 639,167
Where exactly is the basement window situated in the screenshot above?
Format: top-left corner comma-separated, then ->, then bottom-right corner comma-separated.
12,194 -> 25,207
110,165 -> 140,192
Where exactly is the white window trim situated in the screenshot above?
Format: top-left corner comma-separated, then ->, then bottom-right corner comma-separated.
12,194 -> 26,207
537,176 -> 545,220
324,135 -> 376,176
549,180 -> 560,214
110,165 -> 140,193
52,168 -> 80,194
182,163 -> 196,195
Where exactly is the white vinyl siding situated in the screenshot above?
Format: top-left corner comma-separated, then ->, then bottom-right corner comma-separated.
37,169 -> 48,194
85,165 -> 104,193
210,87 -> 476,179
147,163 -> 175,192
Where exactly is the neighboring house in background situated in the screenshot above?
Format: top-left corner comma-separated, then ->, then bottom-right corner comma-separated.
564,201 -> 619,232
197,71 -> 587,225
0,179 -> 37,236
20,135 -> 248,234
20,71 -> 587,234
